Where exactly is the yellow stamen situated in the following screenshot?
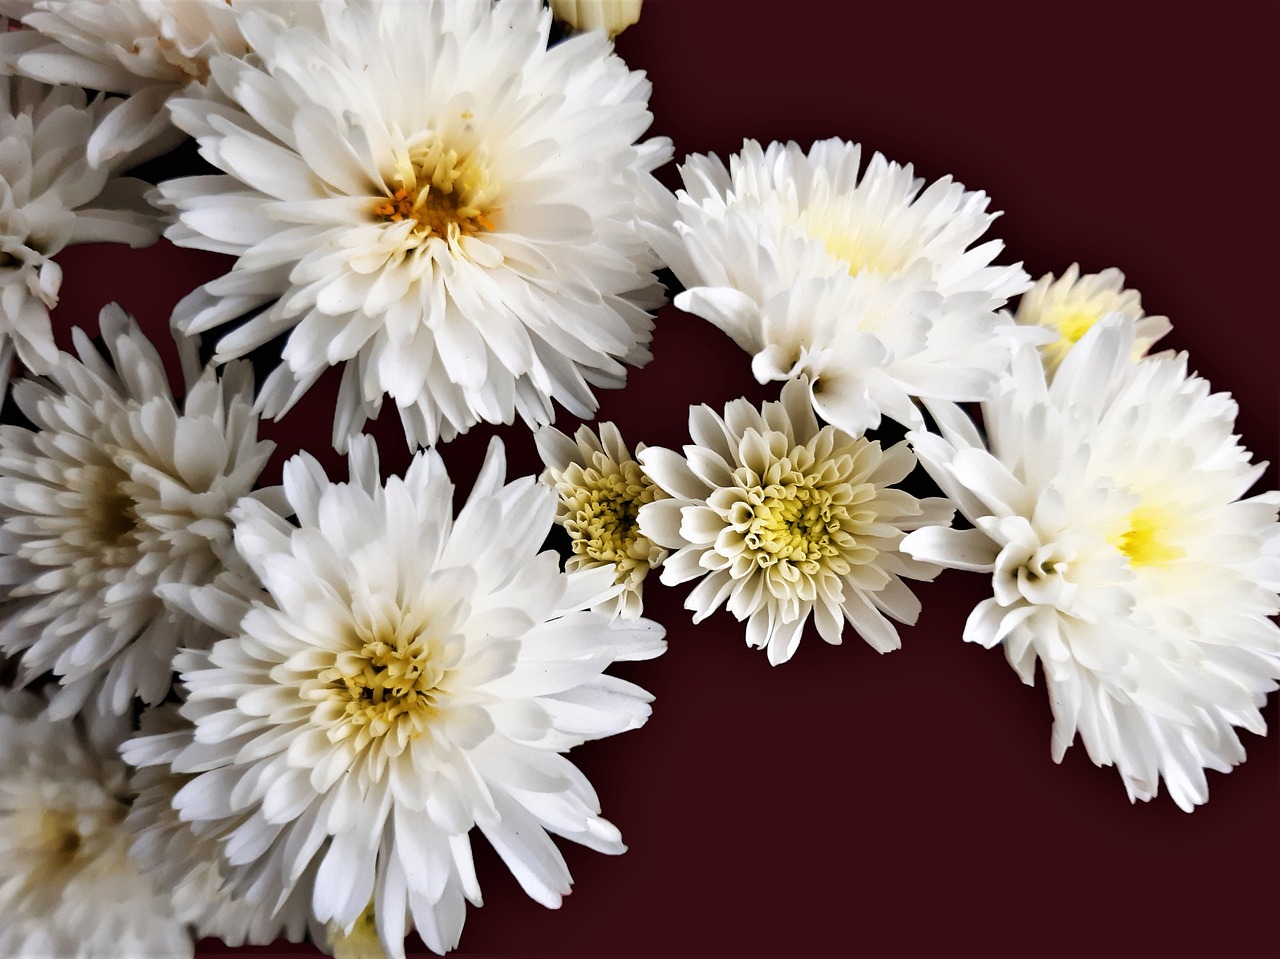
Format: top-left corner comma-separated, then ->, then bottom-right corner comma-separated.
1110,504 -> 1185,568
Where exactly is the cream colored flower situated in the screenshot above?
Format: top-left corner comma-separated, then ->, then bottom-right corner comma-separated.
1015,263 -> 1170,374
536,421 -> 667,619
638,378 -> 953,664
550,0 -> 642,37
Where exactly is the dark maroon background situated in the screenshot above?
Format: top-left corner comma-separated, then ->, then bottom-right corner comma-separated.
50,1 -> 1279,955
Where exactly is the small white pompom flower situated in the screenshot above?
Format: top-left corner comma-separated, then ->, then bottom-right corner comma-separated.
535,421 -> 667,619
640,138 -> 1036,436
637,377 -> 953,665
0,305 -> 277,717
901,316 -> 1280,811
0,0 -> 255,165
0,689 -> 193,959
159,435 -> 665,958
1015,262 -> 1171,374
0,77 -> 164,371
157,0 -> 670,451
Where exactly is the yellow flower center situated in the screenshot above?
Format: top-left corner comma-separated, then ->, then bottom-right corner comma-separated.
373,136 -> 499,243
71,458 -> 142,559
742,474 -> 850,573
1110,504 -> 1185,568
38,809 -> 84,873
1048,306 -> 1101,345
320,608 -> 445,751
560,458 -> 659,575
327,900 -> 385,959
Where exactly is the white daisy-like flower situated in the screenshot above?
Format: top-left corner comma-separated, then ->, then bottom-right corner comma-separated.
154,435 -> 665,958
0,688 -> 193,959
0,304 -> 278,717
0,0 -> 257,165
535,421 -> 667,619
157,0 -> 670,451
637,377 -> 953,665
1015,262 -> 1171,374
121,705 -> 316,947
0,77 -> 164,371
640,137 -> 1036,436
901,316 -> 1280,811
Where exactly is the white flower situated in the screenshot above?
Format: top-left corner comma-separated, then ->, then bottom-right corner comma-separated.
0,305 -> 277,717
1015,262 -> 1171,374
0,0 -> 255,165
637,377 -> 953,664
159,435 -> 665,958
0,688 -> 193,959
0,77 -> 164,371
901,316 -> 1280,811
535,421 -> 667,619
121,705 -> 316,947
550,0 -> 643,37
640,138 -> 1035,436
157,0 -> 670,452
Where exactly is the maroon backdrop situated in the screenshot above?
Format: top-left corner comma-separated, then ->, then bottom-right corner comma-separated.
50,0 -> 1279,955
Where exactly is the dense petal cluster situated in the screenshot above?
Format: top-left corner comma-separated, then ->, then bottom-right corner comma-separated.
0,0 -> 254,164
154,436 -> 665,957
901,317 -> 1280,810
0,78 -> 163,371
0,306 -> 276,717
0,689 -> 191,958
158,0 -> 670,451
638,378 -> 953,664
536,421 -> 667,619
641,138 -> 1035,435
1015,263 -> 1170,374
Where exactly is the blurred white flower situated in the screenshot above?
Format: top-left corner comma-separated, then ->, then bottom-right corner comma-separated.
0,305 -> 277,717
1015,262 -> 1170,374
902,316 -> 1280,810
157,0 -> 670,451
0,0 -> 256,165
159,435 -> 665,958
641,138 -> 1036,436
0,78 -> 163,371
550,0 -> 642,37
638,378 -> 953,664
0,689 -> 192,958
536,421 -> 666,619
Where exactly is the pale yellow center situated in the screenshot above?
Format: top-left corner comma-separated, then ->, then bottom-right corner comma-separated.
328,900 -> 386,959
560,458 -> 658,574
373,137 -> 498,242
741,477 -> 850,574
1047,306 -> 1102,345
1110,504 -> 1185,568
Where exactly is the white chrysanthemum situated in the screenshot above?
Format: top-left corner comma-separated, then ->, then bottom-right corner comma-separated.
156,435 -> 665,958
0,688 -> 193,959
157,0 -> 670,451
901,316 -> 1280,811
0,305 -> 277,717
640,138 -> 1036,436
0,77 -> 164,371
637,378 -> 953,664
535,421 -> 667,620
1015,262 -> 1171,374
121,705 -> 315,947
0,0 -> 258,165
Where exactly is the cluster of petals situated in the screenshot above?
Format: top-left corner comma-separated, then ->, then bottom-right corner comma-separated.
157,0 -> 670,451
901,317 -> 1280,810
641,137 -> 1036,436
0,77 -> 163,371
535,420 -> 667,620
638,378 -> 953,664
0,306 -> 276,717
145,435 -> 665,958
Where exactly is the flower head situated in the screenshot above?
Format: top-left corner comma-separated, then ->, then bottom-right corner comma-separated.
0,305 -> 276,717
160,435 -> 665,957
638,378 -> 953,664
641,138 -> 1035,435
1015,263 -> 1170,374
0,78 -> 163,371
0,689 -> 192,958
0,0 -> 255,165
535,421 -> 667,619
158,0 -> 670,451
901,316 -> 1280,810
